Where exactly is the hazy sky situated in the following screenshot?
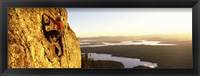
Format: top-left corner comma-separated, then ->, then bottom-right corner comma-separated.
66,8 -> 192,38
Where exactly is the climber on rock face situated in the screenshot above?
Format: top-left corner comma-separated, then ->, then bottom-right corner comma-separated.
42,13 -> 64,57
44,13 -> 64,35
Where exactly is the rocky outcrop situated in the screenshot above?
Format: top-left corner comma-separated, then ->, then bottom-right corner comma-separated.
8,8 -> 81,68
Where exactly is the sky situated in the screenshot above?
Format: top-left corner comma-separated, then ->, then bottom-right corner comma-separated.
66,8 -> 192,38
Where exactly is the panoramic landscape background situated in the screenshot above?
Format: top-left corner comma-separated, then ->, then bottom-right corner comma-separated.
67,8 -> 192,69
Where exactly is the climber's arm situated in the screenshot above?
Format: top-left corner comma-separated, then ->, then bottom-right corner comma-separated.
43,14 -> 58,25
47,16 -> 58,25
51,19 -> 59,25
43,13 -> 63,31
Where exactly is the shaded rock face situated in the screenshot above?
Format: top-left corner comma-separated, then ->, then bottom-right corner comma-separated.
8,8 -> 81,68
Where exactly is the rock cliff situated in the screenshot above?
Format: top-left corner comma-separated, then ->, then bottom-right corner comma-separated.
8,8 -> 81,68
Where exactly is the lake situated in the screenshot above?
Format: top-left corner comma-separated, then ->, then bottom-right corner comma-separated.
80,40 -> 176,48
83,53 -> 158,68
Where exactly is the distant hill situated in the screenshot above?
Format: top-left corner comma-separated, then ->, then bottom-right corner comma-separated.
78,33 -> 191,42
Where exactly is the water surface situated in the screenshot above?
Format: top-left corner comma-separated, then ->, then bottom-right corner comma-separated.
80,40 -> 176,48
84,53 -> 158,68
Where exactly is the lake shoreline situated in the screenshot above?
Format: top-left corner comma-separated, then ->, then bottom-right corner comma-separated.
81,41 -> 192,69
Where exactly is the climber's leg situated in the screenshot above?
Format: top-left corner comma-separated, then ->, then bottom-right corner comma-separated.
57,35 -> 63,57
42,14 -> 50,25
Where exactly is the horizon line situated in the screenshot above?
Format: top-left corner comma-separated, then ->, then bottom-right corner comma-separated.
76,32 -> 192,38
